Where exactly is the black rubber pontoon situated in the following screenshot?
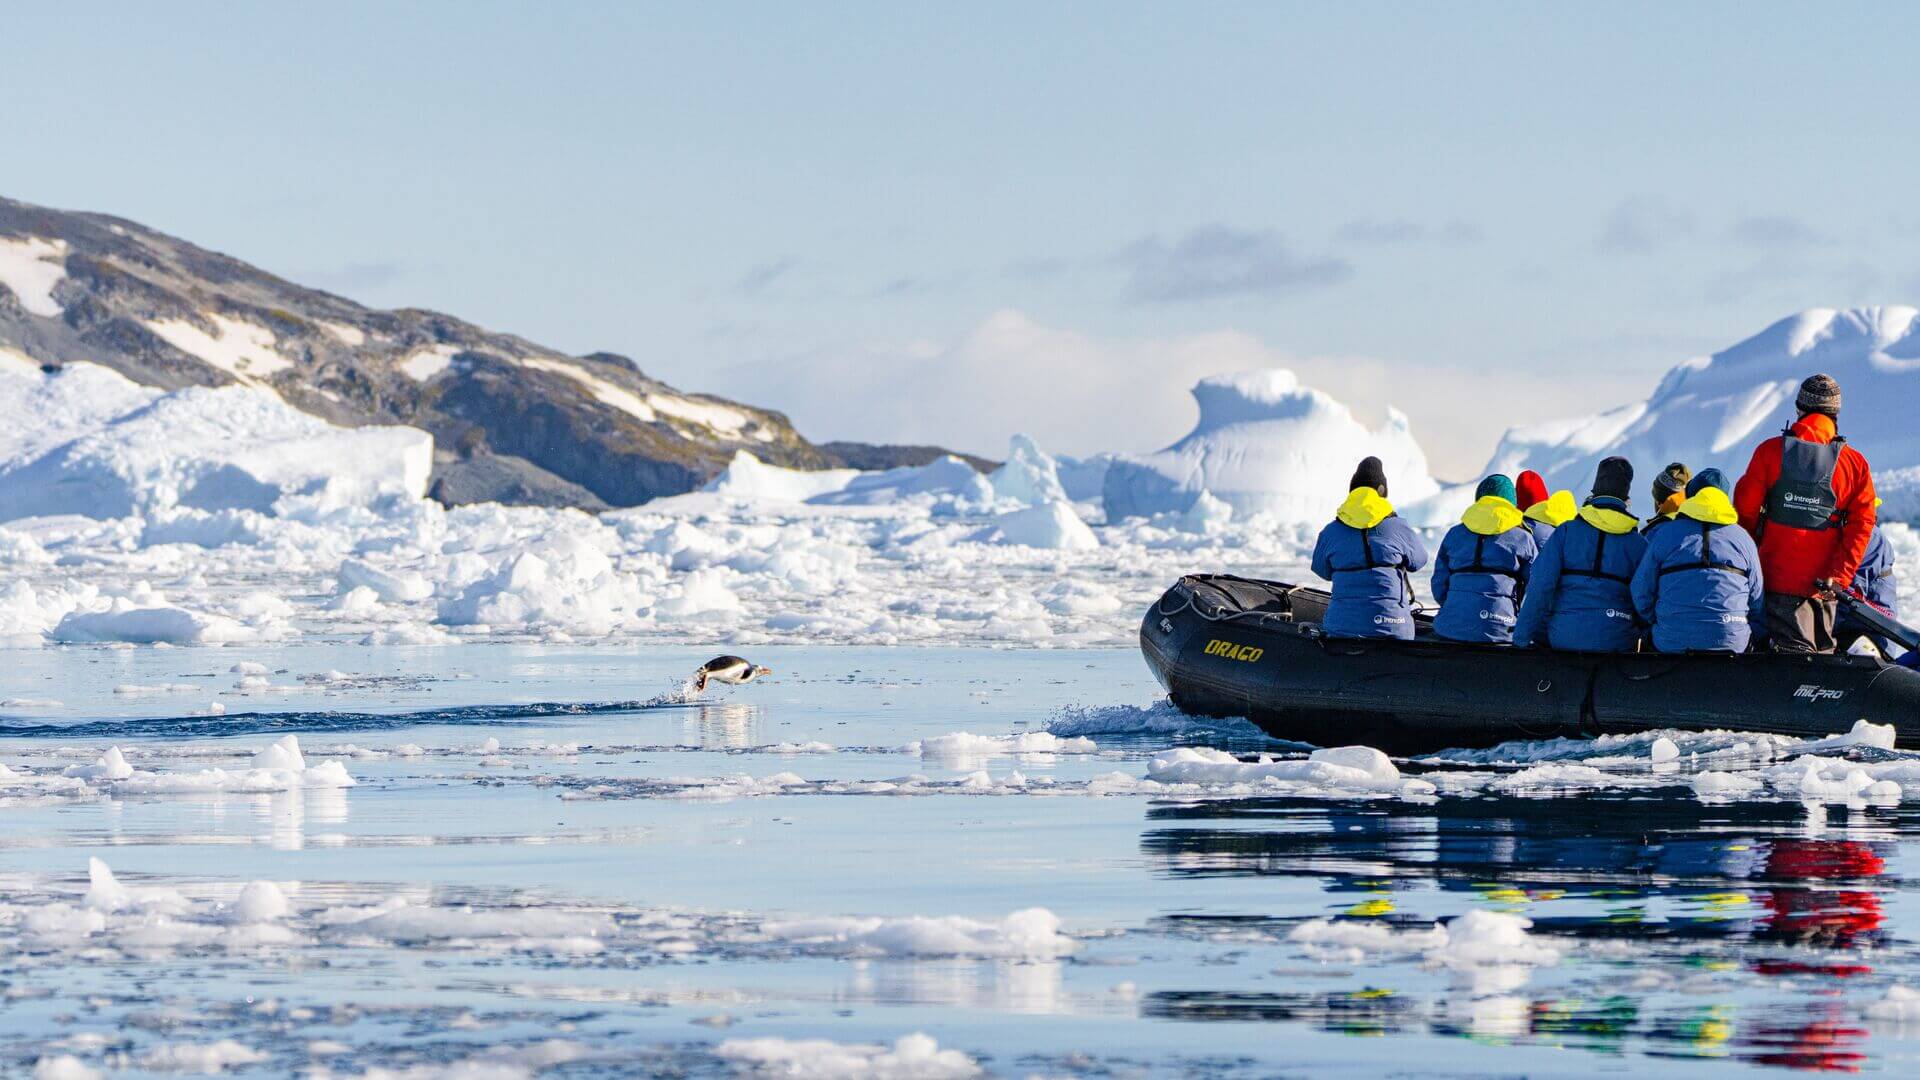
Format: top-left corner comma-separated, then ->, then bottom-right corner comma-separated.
1141,575 -> 1920,755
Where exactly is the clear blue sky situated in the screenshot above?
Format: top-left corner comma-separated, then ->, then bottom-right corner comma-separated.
6,2 -> 1917,476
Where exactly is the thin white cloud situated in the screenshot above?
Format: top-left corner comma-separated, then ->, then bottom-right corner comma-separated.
720,310 -> 1652,480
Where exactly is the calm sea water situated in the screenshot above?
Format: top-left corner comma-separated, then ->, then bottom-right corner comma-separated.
2,643 -> 1917,1076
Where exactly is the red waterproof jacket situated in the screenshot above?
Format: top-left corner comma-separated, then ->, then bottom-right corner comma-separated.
1733,413 -> 1877,597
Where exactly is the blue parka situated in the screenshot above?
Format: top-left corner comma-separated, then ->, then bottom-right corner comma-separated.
1513,500 -> 1647,652
1837,525 -> 1898,650
1431,496 -> 1538,644
1310,488 -> 1430,640
1630,487 -> 1765,653
1523,490 -> 1576,553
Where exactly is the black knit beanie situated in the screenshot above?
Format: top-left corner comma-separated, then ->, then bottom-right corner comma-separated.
1349,456 -> 1388,496
1796,373 -> 1841,418
1591,456 -> 1634,503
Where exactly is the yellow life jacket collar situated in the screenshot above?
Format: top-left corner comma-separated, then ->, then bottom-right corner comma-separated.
1524,490 -> 1577,527
1577,503 -> 1639,535
1336,487 -> 1395,529
1679,487 -> 1738,526
1461,495 -> 1526,536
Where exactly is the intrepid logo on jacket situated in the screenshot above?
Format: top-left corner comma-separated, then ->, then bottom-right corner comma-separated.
1204,639 -> 1264,663
1792,684 -> 1845,702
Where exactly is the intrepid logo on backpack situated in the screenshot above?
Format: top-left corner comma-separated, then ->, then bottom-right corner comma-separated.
1792,684 -> 1845,703
1204,639 -> 1264,663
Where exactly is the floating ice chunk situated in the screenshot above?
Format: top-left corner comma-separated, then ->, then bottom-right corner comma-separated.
1146,745 -> 1434,798
1431,910 -> 1563,969
763,907 -> 1073,960
65,747 -> 134,780
704,450 -> 860,502
336,558 -> 433,603
1047,700 -> 1266,740
657,567 -> 745,616
975,500 -> 1098,550
809,456 -> 993,507
1692,771 -> 1763,798
329,586 -> 381,614
909,732 -> 1097,759
988,434 -> 1068,506
717,1033 -> 980,1079
1867,984 -> 1920,1022
252,736 -> 308,772
1178,489 -> 1234,534
1791,719 -> 1898,753
325,899 -> 611,945
230,661 -> 270,676
49,604 -> 257,645
1650,737 -> 1680,763
85,857 -> 131,912
1767,757 -> 1903,802
24,903 -> 107,942
233,881 -> 291,923
1288,918 -> 1448,961
361,621 -> 458,646
136,1040 -> 268,1073
32,1056 -> 102,1080
765,741 -> 837,754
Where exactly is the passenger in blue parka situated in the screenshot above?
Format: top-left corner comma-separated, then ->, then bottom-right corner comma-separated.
1310,456 -> 1430,639
1631,469 -> 1766,653
1431,474 -> 1538,644
1514,456 -> 1647,653
1835,499 -> 1898,656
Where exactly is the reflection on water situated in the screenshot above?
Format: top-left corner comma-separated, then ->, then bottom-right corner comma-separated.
686,703 -> 758,749
1140,793 -> 1908,1070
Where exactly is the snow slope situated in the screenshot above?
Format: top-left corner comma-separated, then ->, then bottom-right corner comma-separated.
1485,307 -> 1920,520
1101,370 -> 1439,523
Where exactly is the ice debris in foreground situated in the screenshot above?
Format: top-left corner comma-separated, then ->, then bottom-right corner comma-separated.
1290,910 -> 1563,981
762,907 -> 1074,960
1146,745 -> 1437,799
23,736 -> 355,798
716,1033 -> 981,1079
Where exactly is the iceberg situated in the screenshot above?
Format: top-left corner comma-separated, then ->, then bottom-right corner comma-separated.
1102,370 -> 1439,523
1484,307 -> 1920,520
0,362 -> 432,522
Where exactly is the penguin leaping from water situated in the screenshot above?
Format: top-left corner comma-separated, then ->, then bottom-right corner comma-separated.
694,655 -> 772,693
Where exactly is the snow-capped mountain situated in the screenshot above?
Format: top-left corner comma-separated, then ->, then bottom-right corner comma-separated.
1102,370 -> 1440,523
0,197 -> 973,510
1483,307 -> 1920,520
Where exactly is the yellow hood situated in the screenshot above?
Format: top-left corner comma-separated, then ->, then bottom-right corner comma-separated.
1524,490 -> 1577,527
1577,504 -> 1639,535
1336,487 -> 1396,529
1461,495 -> 1526,536
1679,487 -> 1738,526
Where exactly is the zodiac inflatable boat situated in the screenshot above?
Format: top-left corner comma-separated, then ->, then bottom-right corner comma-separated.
1141,575 -> 1920,755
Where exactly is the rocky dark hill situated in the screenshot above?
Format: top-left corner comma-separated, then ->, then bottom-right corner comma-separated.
0,196 -> 972,508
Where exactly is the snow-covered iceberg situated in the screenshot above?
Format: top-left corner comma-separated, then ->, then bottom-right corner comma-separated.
0,361 -> 433,522
1101,370 -> 1439,523
1483,307 -> 1920,520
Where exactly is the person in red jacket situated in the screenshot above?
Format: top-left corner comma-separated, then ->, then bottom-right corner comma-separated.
1732,373 -> 1878,653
